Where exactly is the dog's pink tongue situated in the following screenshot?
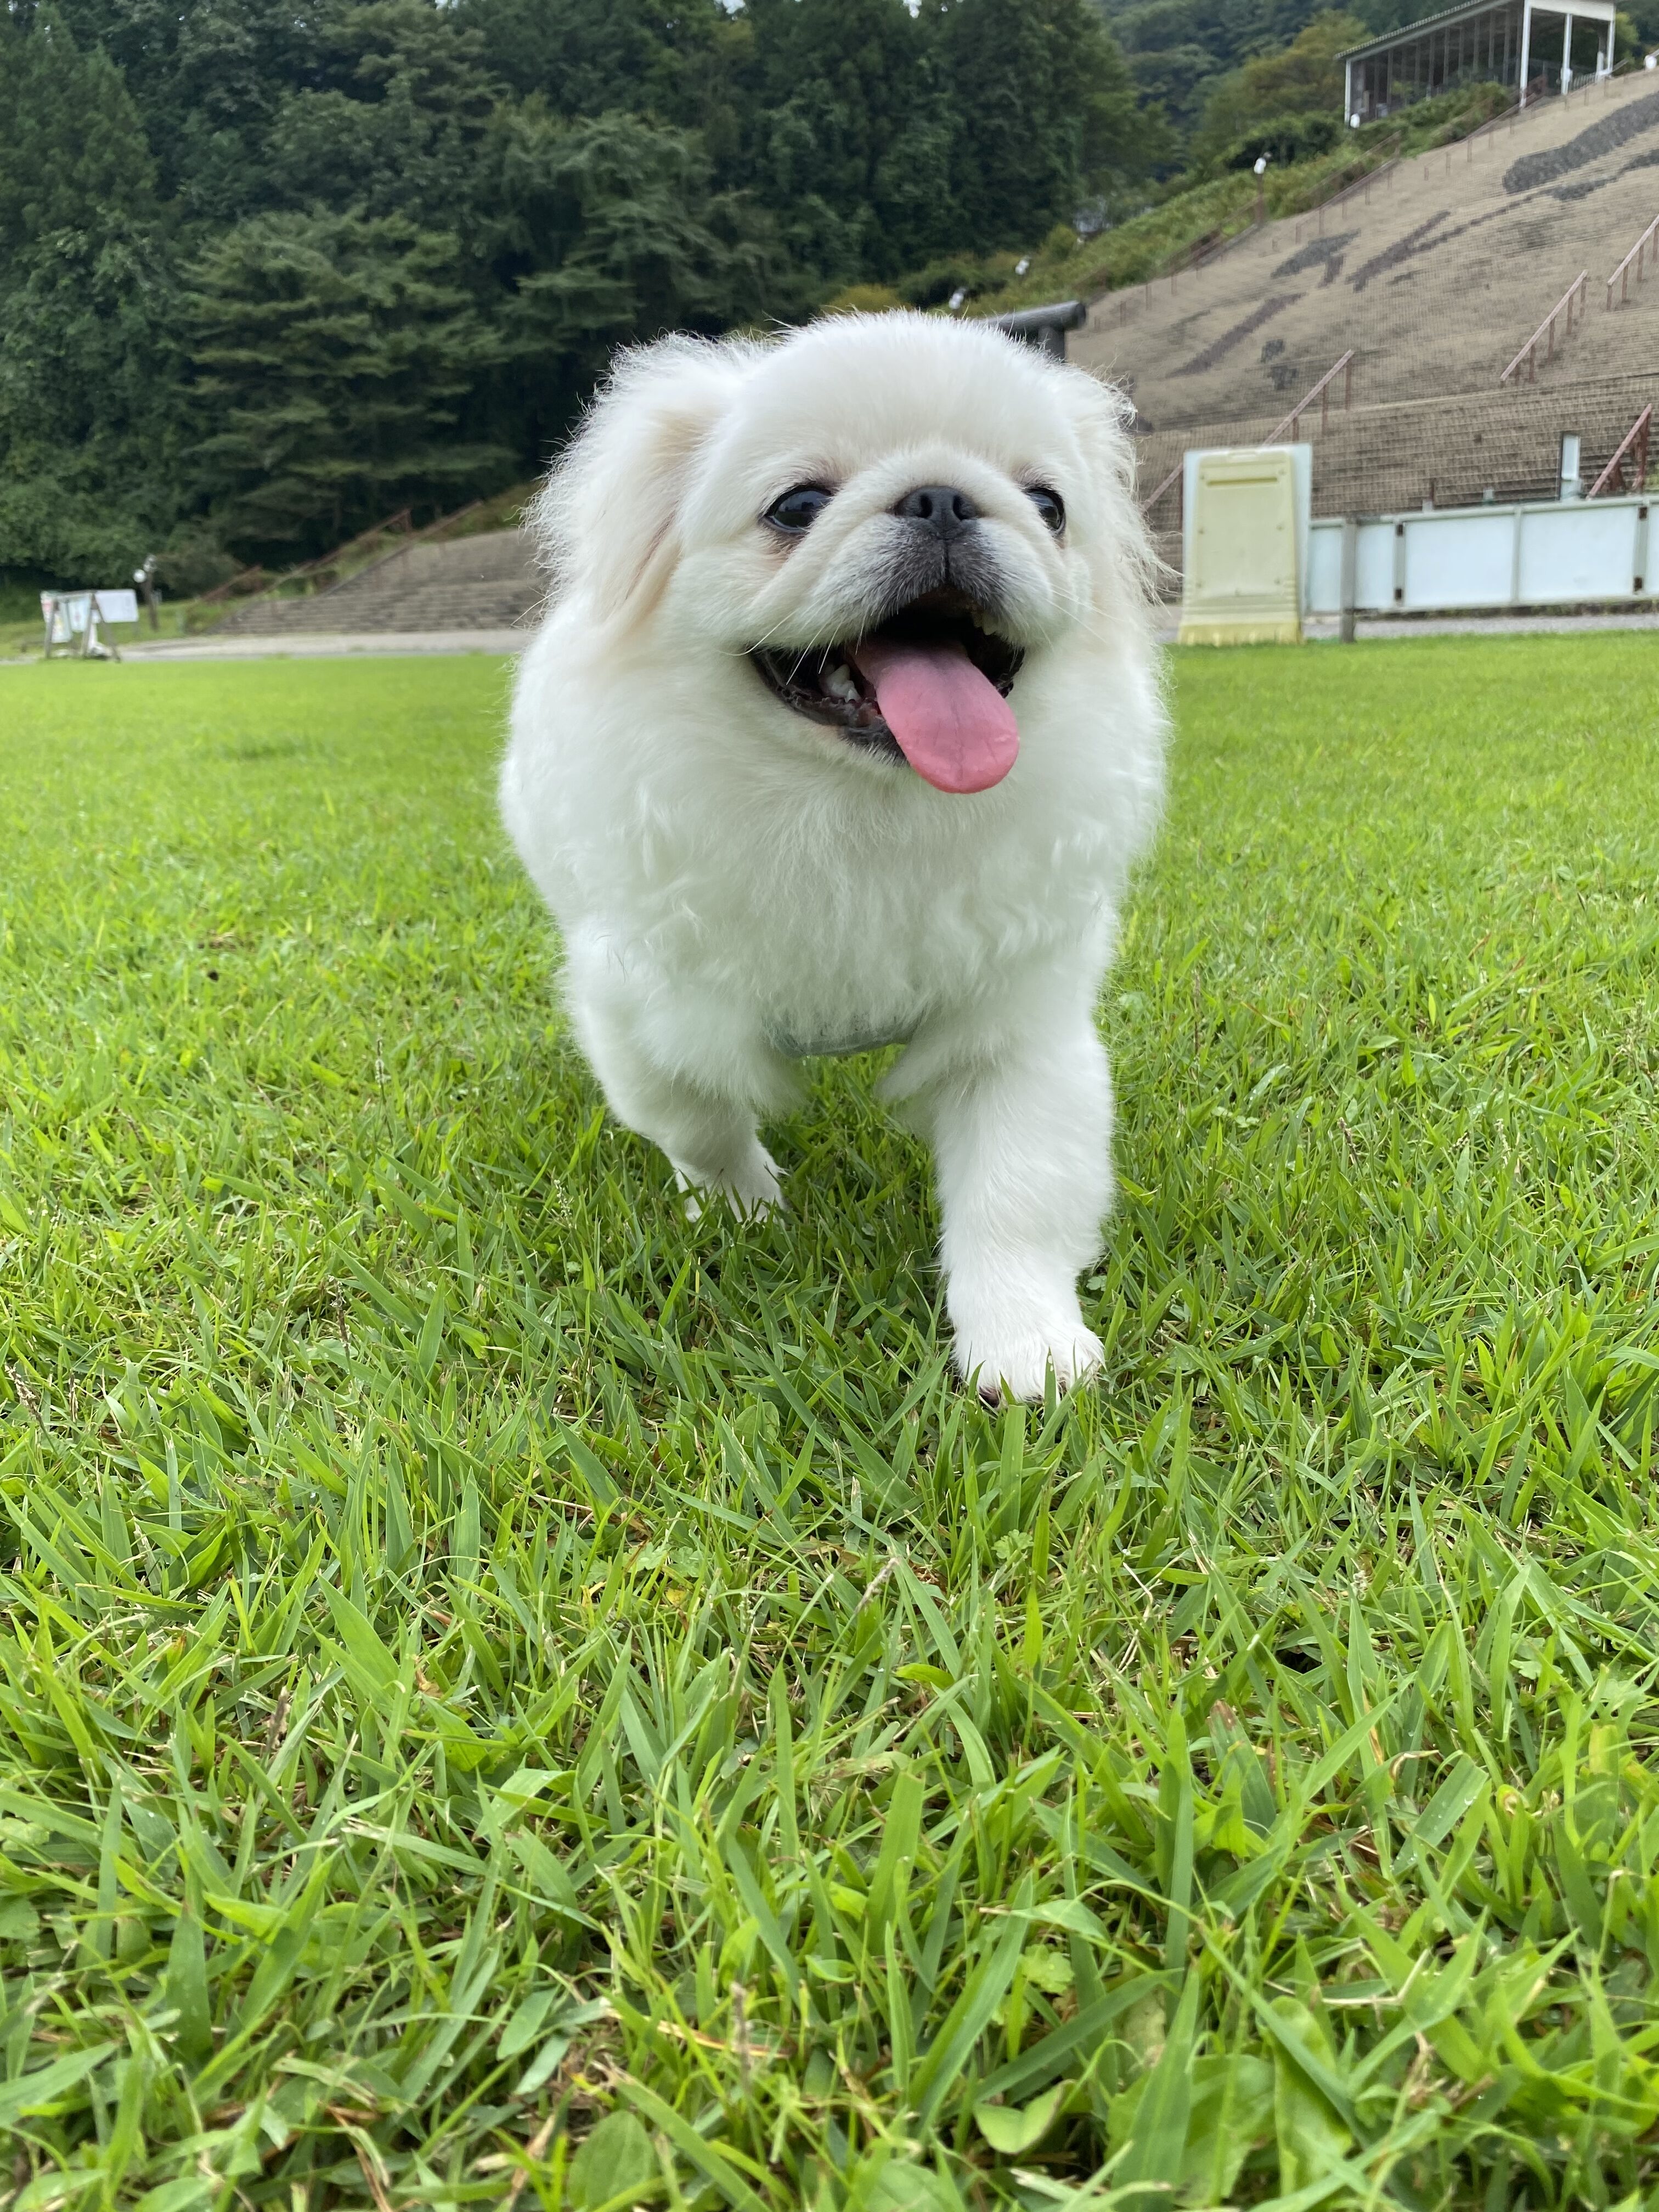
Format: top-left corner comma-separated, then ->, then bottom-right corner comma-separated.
847,637 -> 1019,794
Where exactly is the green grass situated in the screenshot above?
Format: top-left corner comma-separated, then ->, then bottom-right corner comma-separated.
2,639 -> 1659,2210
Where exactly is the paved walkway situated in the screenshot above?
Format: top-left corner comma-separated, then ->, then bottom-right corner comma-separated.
11,611 -> 1653,668
120,627 -> 532,662
1310,610 -> 1659,639
1156,608 -> 1659,643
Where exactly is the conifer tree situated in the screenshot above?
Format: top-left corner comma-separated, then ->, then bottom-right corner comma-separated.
183,214 -> 505,556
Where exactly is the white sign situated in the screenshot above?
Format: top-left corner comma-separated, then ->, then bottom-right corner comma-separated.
40,588 -> 138,632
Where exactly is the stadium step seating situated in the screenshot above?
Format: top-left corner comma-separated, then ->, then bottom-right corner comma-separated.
1137,369 -> 1654,534
1074,70 -> 1659,565
214,528 -> 540,636
1079,73 -> 1659,429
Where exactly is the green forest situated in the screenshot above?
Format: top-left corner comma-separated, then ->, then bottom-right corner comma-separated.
3,0 -> 1654,593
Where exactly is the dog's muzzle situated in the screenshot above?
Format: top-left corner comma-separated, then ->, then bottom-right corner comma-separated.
748,559 -> 1025,795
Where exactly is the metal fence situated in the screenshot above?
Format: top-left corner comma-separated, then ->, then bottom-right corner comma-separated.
1307,491 -> 1651,614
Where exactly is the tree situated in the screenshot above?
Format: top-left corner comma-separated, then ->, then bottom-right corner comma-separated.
183,213 -> 507,558
456,0 -> 730,117
1193,12 -> 1369,162
0,0 -> 1383,585
475,105 -> 793,464
0,9 -> 182,578
938,0 -> 1166,246
730,0 -> 960,282
262,0 -> 503,225
0,7 -> 157,259
46,0 -> 319,214
0,222 -> 183,576
1096,0 -> 1361,157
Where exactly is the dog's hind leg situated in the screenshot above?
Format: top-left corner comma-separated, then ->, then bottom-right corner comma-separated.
565,952 -> 788,1220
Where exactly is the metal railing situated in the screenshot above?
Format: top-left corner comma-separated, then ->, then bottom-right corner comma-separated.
1499,270 -> 1587,383
197,506 -> 413,610
1523,55 -> 1640,109
1141,453 -> 1186,518
1144,223 -> 1260,305
1267,349 -> 1357,440
1606,214 -> 1659,308
201,500 -> 488,631
303,500 -> 486,601
1588,404 -> 1652,498
1463,88 -> 1530,143
1294,144 -> 1401,243
1139,350 -> 1357,519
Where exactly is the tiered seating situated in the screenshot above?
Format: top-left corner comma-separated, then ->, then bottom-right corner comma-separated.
1073,73 -> 1659,555
1136,370 -> 1653,558
215,529 -> 539,637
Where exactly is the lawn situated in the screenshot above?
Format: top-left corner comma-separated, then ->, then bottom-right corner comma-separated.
2,640 -> 1658,2211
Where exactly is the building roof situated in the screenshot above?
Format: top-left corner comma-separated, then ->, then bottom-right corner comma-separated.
1338,0 -> 1613,64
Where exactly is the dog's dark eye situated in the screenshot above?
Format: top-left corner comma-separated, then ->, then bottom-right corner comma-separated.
764,484 -> 834,535
1025,486 -> 1065,534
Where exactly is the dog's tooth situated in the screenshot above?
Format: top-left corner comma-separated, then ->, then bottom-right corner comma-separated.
822,662 -> 859,702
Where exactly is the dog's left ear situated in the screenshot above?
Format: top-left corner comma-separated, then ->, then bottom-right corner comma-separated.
1062,368 -> 1160,616
532,336 -> 749,622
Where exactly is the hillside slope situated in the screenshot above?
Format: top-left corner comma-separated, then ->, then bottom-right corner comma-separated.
1076,75 -> 1659,431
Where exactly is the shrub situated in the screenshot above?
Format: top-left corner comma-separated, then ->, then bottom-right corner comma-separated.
819,283 -> 905,316
156,527 -> 239,597
1222,110 -> 1342,168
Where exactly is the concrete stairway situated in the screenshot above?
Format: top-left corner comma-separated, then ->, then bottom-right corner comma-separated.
1077,72 -> 1659,436
215,529 -> 540,636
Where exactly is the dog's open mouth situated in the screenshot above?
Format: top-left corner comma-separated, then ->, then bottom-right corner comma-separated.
749,588 -> 1025,794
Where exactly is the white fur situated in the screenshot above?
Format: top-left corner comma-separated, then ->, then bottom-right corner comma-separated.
501,311 -> 1165,1402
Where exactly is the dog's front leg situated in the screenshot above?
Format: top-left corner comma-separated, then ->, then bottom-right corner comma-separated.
567,952 -> 787,1218
907,1002 -> 1114,1403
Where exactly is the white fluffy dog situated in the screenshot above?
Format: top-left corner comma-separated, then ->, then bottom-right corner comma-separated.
501,311 -> 1165,1401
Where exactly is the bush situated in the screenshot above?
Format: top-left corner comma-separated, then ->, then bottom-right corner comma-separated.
1392,79 -> 1511,151
1223,111 -> 1342,168
896,258 -> 985,308
1194,13 -> 1369,163
156,527 -> 239,597
819,283 -> 904,316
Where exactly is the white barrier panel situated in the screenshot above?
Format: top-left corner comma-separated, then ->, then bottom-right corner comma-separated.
1308,495 -> 1651,616
1179,445 -> 1312,646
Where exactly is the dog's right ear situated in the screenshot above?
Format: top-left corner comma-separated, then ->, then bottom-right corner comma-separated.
532,336 -> 747,623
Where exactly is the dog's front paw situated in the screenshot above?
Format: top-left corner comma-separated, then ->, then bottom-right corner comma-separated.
952,1305 -> 1103,1405
674,1146 -> 784,1223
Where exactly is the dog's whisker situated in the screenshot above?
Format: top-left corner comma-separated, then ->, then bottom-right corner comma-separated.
738,601 -> 860,659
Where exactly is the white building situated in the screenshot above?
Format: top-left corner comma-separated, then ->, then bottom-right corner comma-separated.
1340,0 -> 1617,121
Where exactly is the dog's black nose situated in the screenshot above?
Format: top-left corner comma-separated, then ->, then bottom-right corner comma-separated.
894,484 -> 979,538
